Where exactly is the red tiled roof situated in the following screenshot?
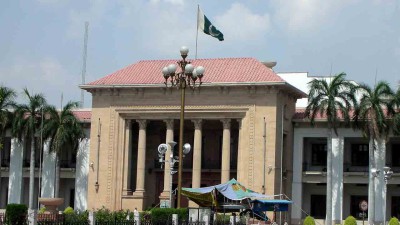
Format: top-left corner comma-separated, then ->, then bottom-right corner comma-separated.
293,108 -> 356,120
73,110 -> 91,123
87,58 -> 284,86
293,108 -> 307,120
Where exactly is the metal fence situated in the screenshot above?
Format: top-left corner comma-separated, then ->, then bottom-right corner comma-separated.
37,214 -> 89,225
0,212 -> 252,225
95,222 -> 136,225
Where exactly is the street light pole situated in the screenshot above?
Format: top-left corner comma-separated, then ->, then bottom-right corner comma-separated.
158,141 -> 191,208
168,141 -> 178,208
162,46 -> 205,208
177,82 -> 185,208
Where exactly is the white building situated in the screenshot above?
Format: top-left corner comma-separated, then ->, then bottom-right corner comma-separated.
0,109 -> 91,211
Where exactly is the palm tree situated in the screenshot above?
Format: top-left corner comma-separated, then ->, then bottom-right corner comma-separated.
305,73 -> 356,225
0,86 -> 16,205
353,81 -> 394,225
42,101 -> 84,198
390,87 -> 400,136
12,88 -> 46,209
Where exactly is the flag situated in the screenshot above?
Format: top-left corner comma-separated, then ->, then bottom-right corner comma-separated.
197,7 -> 224,41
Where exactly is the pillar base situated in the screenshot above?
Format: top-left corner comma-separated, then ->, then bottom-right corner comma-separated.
332,219 -> 342,225
159,191 -> 170,200
120,191 -> 148,211
132,190 -> 147,198
122,189 -> 133,196
291,218 -> 302,225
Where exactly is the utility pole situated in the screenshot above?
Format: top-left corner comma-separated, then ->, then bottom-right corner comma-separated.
80,22 -> 89,108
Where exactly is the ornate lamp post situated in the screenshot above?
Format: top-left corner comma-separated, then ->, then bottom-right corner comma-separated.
162,46 -> 205,208
158,141 -> 191,208
383,166 -> 393,225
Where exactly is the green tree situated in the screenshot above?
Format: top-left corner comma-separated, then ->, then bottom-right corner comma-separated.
12,88 -> 46,209
42,101 -> 84,197
0,86 -> 16,206
353,81 -> 395,224
390,88 -> 400,136
305,73 -> 356,225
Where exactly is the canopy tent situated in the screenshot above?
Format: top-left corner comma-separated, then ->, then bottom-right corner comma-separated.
252,199 -> 292,212
181,178 -> 269,208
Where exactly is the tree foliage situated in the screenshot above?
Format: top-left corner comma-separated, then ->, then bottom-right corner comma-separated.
353,81 -> 394,140
305,72 -> 357,134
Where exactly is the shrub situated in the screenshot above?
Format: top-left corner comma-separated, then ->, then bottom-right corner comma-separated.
64,207 -> 74,215
141,211 -> 151,223
38,207 -> 46,214
344,216 -> 357,225
94,206 -> 112,222
64,210 -> 89,224
175,208 -> 188,221
389,217 -> 400,225
303,216 -> 315,225
150,208 -> 188,223
5,204 -> 28,225
216,214 -> 230,224
94,206 -> 133,222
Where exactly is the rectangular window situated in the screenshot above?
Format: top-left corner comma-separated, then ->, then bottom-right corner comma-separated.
392,144 -> 400,167
392,196 -> 400,219
351,144 -> 369,166
350,196 -> 368,219
311,144 -> 327,166
70,189 -> 75,209
310,195 -> 326,219
1,137 -> 11,167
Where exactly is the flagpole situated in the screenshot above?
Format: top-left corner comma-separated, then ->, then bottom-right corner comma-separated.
195,4 -> 199,60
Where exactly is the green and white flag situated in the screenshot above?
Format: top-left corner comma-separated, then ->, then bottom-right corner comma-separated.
197,7 -> 224,41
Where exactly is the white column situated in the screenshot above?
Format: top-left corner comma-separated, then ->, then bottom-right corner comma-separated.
8,138 -> 24,204
123,119 -> 133,195
161,119 -> 174,199
40,141 -> 55,198
291,132 -> 303,225
331,135 -> 344,224
75,133 -> 90,211
368,138 -> 375,225
374,138 -> 386,225
221,119 -> 231,183
236,119 -> 243,181
28,209 -> 37,225
192,119 -> 203,188
135,120 -> 147,193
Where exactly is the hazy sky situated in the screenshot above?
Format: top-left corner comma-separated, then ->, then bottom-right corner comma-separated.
1,0 -> 399,108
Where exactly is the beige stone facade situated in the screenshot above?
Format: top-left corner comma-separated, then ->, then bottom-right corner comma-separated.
83,83 -> 302,211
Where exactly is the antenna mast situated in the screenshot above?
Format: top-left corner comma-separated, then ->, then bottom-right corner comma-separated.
80,22 -> 89,108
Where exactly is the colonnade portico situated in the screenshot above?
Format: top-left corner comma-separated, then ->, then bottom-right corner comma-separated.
121,117 -> 239,209
291,127 -> 388,225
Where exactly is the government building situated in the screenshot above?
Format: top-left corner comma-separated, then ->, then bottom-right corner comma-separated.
1,56 -> 400,225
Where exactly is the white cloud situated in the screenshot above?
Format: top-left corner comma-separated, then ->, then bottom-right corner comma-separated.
66,0 -> 112,39
150,0 -> 184,6
0,57 -> 81,107
114,1 -> 194,56
271,0 -> 357,33
215,3 -> 271,41
36,0 -> 65,5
